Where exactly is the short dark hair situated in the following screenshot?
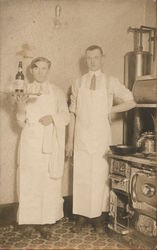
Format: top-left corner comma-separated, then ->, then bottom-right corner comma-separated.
86,45 -> 103,55
30,57 -> 51,69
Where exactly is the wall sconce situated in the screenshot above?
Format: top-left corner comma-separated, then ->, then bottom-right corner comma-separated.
54,5 -> 62,28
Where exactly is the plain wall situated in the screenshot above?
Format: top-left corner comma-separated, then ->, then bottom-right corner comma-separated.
0,0 -> 156,204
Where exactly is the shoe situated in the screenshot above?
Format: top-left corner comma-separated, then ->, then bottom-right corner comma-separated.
71,216 -> 86,233
102,212 -> 109,225
91,217 -> 105,233
36,225 -> 52,239
95,223 -> 104,233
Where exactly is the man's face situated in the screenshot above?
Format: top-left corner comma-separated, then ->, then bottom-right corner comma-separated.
31,61 -> 50,83
86,49 -> 103,71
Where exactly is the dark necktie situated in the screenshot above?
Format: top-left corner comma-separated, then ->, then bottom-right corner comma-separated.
90,74 -> 96,90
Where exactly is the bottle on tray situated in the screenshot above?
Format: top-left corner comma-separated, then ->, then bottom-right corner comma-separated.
14,61 -> 41,96
14,61 -> 25,93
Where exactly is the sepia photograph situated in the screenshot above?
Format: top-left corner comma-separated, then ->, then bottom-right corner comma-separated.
0,0 -> 156,249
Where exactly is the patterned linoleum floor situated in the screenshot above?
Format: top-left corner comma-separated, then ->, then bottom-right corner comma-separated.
0,218 -> 153,250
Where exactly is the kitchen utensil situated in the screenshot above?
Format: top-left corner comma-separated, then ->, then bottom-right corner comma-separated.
110,145 -> 137,155
136,131 -> 156,155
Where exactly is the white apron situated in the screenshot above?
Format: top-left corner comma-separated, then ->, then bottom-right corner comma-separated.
17,84 -> 65,225
73,79 -> 110,218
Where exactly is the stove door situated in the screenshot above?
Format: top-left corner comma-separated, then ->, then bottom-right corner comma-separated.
131,170 -> 157,216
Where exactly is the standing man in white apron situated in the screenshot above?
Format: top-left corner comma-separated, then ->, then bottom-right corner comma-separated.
66,45 -> 136,233
15,57 -> 69,238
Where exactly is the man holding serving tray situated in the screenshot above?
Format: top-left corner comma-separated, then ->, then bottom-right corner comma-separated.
14,57 -> 69,238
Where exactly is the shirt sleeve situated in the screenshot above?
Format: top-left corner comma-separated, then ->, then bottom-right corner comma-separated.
111,77 -> 134,103
16,111 -> 26,128
69,79 -> 80,114
56,89 -> 70,126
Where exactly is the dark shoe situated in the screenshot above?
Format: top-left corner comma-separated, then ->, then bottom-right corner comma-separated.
71,216 -> 87,233
102,212 -> 109,225
91,216 -> 105,233
36,225 -> 52,239
95,222 -> 105,233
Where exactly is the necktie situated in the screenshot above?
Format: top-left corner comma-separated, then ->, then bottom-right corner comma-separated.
90,74 -> 96,90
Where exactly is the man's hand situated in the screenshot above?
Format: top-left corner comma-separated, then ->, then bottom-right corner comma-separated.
39,115 -> 53,126
65,141 -> 74,158
13,93 -> 29,104
12,93 -> 29,113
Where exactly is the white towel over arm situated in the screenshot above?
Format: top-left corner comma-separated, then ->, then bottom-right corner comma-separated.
42,86 -> 69,179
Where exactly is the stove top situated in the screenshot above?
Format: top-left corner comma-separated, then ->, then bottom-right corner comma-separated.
132,153 -> 157,161
108,151 -> 157,168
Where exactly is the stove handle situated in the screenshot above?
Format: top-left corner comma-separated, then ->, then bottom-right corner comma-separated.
142,183 -> 156,197
109,174 -> 128,182
131,173 -> 138,201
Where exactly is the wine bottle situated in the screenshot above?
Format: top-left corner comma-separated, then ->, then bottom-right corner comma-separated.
15,61 -> 25,93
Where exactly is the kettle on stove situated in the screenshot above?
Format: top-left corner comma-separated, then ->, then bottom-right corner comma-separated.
136,131 -> 156,155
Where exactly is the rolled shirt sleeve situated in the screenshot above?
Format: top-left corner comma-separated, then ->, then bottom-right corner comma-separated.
53,88 -> 70,126
58,90 -> 70,126
69,79 -> 80,114
111,77 -> 134,103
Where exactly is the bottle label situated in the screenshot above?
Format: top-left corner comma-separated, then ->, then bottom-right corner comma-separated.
18,67 -> 22,72
14,79 -> 24,90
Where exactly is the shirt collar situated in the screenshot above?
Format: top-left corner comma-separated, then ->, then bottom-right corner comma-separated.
88,69 -> 102,77
33,80 -> 50,93
33,80 -> 49,86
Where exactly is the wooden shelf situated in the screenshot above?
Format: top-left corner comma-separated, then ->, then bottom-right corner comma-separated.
136,104 -> 157,108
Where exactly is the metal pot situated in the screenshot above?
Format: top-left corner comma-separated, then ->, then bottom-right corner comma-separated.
137,132 -> 155,155
109,145 -> 137,155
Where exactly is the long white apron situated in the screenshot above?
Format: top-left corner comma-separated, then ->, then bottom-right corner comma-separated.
17,86 -> 63,225
73,83 -> 110,218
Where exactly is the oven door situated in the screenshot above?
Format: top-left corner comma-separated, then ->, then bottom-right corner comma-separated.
131,169 -> 157,218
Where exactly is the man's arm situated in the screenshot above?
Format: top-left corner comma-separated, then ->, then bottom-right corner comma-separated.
111,99 -> 136,113
66,112 -> 76,158
110,77 -> 136,114
58,90 -> 70,126
15,94 -> 29,128
65,79 -> 79,157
